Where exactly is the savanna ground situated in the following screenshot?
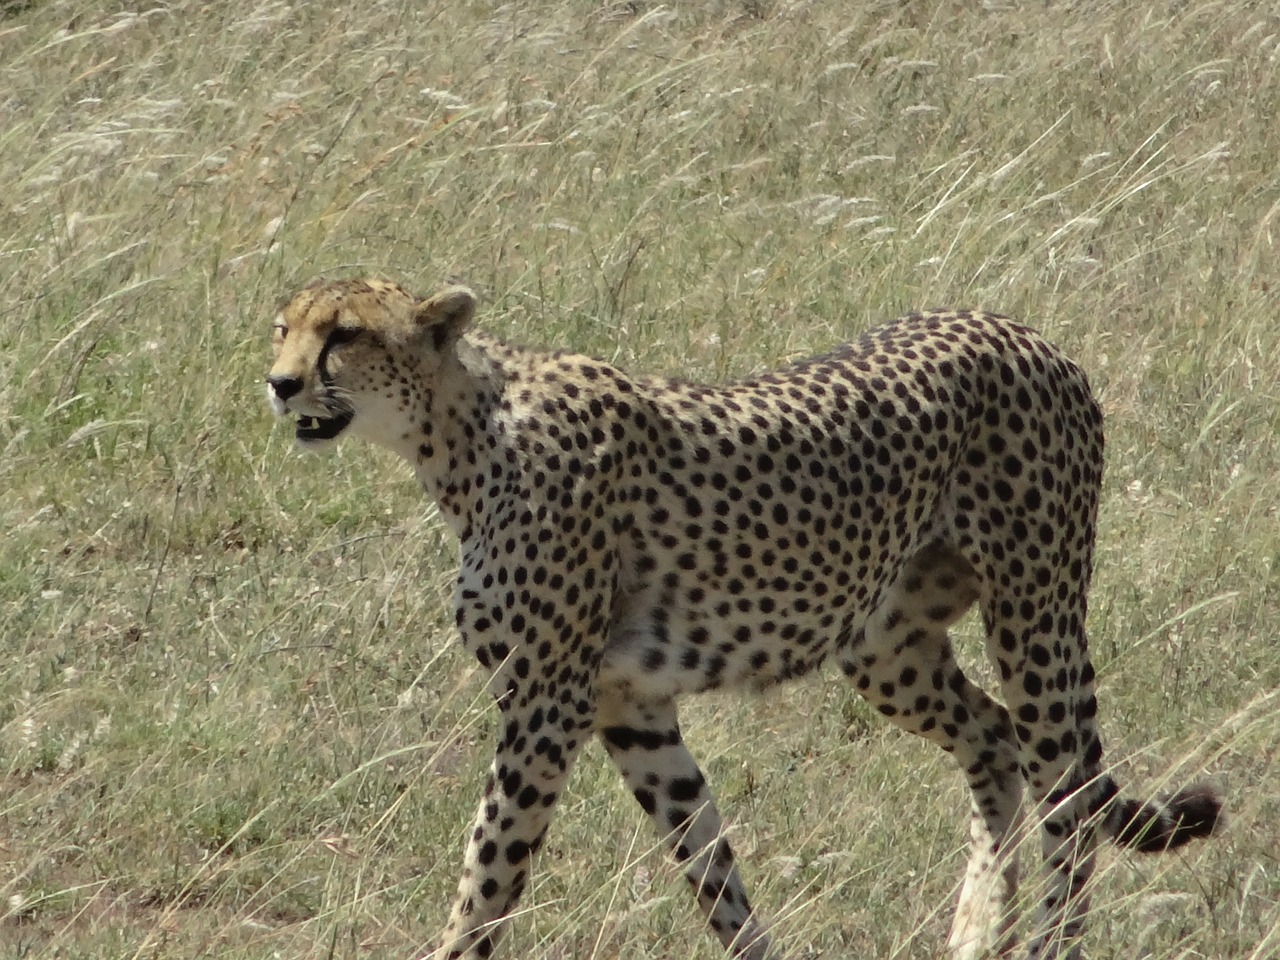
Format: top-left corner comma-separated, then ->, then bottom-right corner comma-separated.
1,1 -> 1278,958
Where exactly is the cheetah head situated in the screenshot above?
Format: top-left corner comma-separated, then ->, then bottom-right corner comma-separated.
266,277 -> 476,448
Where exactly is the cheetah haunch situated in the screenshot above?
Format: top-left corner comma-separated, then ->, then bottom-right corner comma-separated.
267,278 -> 1222,960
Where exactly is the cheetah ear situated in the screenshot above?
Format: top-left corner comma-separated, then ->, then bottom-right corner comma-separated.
414,286 -> 477,351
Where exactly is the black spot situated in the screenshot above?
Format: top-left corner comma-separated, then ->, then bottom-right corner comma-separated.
506,839 -> 530,864
669,776 -> 704,803
1036,737 -> 1061,763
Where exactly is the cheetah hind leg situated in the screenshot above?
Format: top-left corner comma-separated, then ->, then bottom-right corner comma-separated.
837,543 -> 1024,959
948,798 -> 1027,960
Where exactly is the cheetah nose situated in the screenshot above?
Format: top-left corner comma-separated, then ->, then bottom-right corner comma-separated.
267,375 -> 303,401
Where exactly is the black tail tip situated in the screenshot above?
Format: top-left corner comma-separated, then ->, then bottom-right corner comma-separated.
1164,783 -> 1227,843
1115,782 -> 1225,853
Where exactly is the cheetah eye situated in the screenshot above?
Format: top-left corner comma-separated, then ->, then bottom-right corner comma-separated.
327,327 -> 362,347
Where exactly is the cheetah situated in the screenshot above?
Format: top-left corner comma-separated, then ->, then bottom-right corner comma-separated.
266,277 -> 1222,960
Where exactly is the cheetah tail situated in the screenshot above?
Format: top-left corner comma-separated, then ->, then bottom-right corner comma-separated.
1100,781 -> 1225,853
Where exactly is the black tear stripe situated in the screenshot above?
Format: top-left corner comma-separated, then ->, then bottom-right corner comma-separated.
317,339 -> 336,387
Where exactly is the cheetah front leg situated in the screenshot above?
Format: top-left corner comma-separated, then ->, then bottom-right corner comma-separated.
596,687 -> 777,960
427,573 -> 609,960
429,686 -> 594,960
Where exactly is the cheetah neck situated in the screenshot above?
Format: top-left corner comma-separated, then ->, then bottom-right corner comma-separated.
400,338 -> 506,539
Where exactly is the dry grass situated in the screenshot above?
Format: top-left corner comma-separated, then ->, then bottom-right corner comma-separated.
1,1 -> 1278,958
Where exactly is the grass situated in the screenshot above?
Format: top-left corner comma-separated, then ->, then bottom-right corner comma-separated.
1,0 -> 1278,957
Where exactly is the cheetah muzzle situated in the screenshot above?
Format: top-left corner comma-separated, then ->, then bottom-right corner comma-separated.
293,409 -> 353,443
266,277 -> 1224,960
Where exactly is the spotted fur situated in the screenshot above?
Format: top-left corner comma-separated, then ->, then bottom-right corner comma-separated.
266,278 -> 1222,960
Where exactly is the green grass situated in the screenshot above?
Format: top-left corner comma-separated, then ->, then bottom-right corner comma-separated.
1,0 -> 1278,957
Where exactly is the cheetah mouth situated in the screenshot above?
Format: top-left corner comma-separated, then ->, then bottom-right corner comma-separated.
295,410 -> 353,443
